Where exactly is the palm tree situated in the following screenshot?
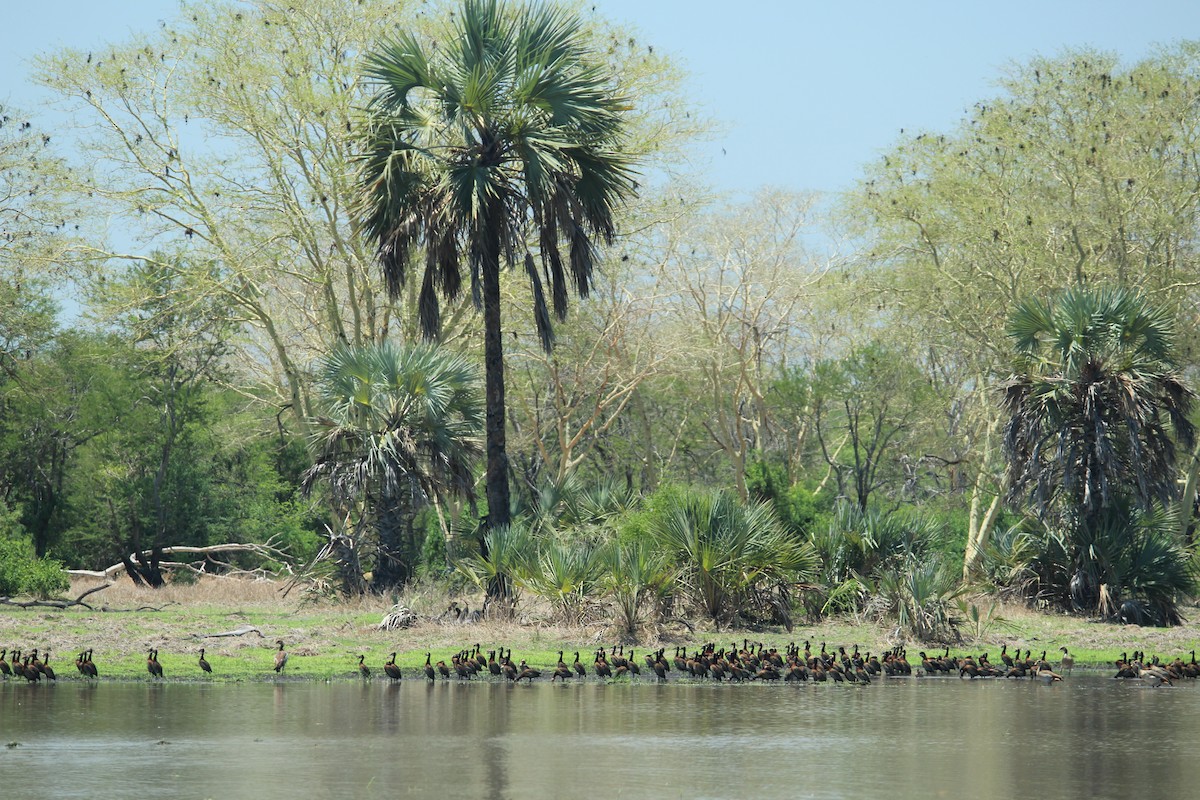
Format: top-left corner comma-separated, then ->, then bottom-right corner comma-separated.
647,486 -> 817,627
302,342 -> 483,591
999,285 -> 1194,613
355,0 -> 638,545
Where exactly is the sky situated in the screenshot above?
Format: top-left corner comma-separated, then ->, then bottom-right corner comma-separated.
0,0 -> 1193,198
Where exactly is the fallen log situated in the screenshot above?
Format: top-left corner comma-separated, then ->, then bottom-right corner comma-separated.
67,540 -> 289,581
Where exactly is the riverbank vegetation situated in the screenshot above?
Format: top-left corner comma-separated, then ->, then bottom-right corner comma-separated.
4,1 -> 1200,645
2,576 -> 1199,680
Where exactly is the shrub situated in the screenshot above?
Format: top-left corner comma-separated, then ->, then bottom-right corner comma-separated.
644,486 -> 817,627
0,536 -> 69,599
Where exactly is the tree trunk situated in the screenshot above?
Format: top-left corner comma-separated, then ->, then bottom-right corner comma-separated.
372,478 -> 413,591
1174,439 -> 1200,544
481,211 -> 511,534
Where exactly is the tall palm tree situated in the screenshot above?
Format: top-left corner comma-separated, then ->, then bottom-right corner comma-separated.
999,285 -> 1195,612
355,0 -> 638,540
303,342 -> 483,591
1001,285 -> 1193,522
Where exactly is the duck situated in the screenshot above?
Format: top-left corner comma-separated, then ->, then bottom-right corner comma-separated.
357,654 -> 371,680
516,660 -> 541,683
82,649 -> 99,679
147,648 -> 163,679
198,648 -> 212,674
39,652 -> 56,681
423,652 -> 436,681
273,640 -> 288,673
1058,647 -> 1074,675
384,653 -> 402,681
551,651 -> 572,682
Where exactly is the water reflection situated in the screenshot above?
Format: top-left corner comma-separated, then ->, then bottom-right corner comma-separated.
1,677 -> 1197,799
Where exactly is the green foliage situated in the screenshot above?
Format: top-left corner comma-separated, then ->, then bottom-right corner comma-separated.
599,537 -> 672,635
1000,287 -> 1195,620
746,461 -> 831,536
453,522 -> 538,612
643,485 -> 817,626
1002,285 -> 1193,524
866,557 -> 966,642
304,341 -> 483,591
810,503 -> 951,586
0,534 -> 68,599
525,538 -> 604,624
1020,505 -> 1195,625
807,503 -> 957,631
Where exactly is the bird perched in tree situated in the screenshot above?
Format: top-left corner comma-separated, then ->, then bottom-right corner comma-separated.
198,648 -> 212,674
273,640 -> 288,673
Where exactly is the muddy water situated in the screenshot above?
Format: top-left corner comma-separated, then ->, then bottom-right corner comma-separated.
1,675 -> 1195,799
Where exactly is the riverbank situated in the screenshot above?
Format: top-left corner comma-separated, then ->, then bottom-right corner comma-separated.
1,576 -> 1197,680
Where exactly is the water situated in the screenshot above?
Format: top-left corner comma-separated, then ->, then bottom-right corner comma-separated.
2,675 -> 1197,799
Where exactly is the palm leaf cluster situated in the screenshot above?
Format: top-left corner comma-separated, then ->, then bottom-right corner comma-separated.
302,342 -> 483,589
356,0 -> 637,351
646,487 -> 817,627
304,343 -> 482,504
1001,285 -> 1194,523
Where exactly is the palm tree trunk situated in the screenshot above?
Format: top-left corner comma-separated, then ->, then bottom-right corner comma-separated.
481,211 -> 511,535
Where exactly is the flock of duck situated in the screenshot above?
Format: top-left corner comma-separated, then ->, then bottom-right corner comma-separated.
1,640 -> 1194,687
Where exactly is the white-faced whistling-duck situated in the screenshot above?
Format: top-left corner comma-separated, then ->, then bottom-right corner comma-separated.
1058,647 -> 1074,675
551,651 -> 572,682
516,660 -> 541,683
572,651 -> 586,678
199,648 -> 212,674
357,654 -> 371,679
593,649 -> 611,678
39,652 -> 56,681
273,640 -> 288,673
83,649 -> 98,679
147,648 -> 163,678
0,649 -> 11,679
423,652 -> 436,681
384,653 -> 402,681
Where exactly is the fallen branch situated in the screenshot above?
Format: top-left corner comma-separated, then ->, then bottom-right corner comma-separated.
0,582 -> 112,611
193,625 -> 265,639
68,539 -> 291,581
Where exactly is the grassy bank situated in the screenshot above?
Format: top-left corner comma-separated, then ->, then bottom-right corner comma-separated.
1,576 -> 1198,681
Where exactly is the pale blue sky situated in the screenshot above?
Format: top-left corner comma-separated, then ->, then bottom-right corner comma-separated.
1,0 -> 1192,196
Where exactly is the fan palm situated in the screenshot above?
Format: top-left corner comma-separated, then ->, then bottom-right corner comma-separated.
302,342 -> 482,591
647,487 -> 817,626
999,285 -> 1195,615
1001,285 -> 1193,524
356,0 -> 638,541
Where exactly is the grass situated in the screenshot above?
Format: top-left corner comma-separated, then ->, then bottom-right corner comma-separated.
0,576 -> 1198,681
